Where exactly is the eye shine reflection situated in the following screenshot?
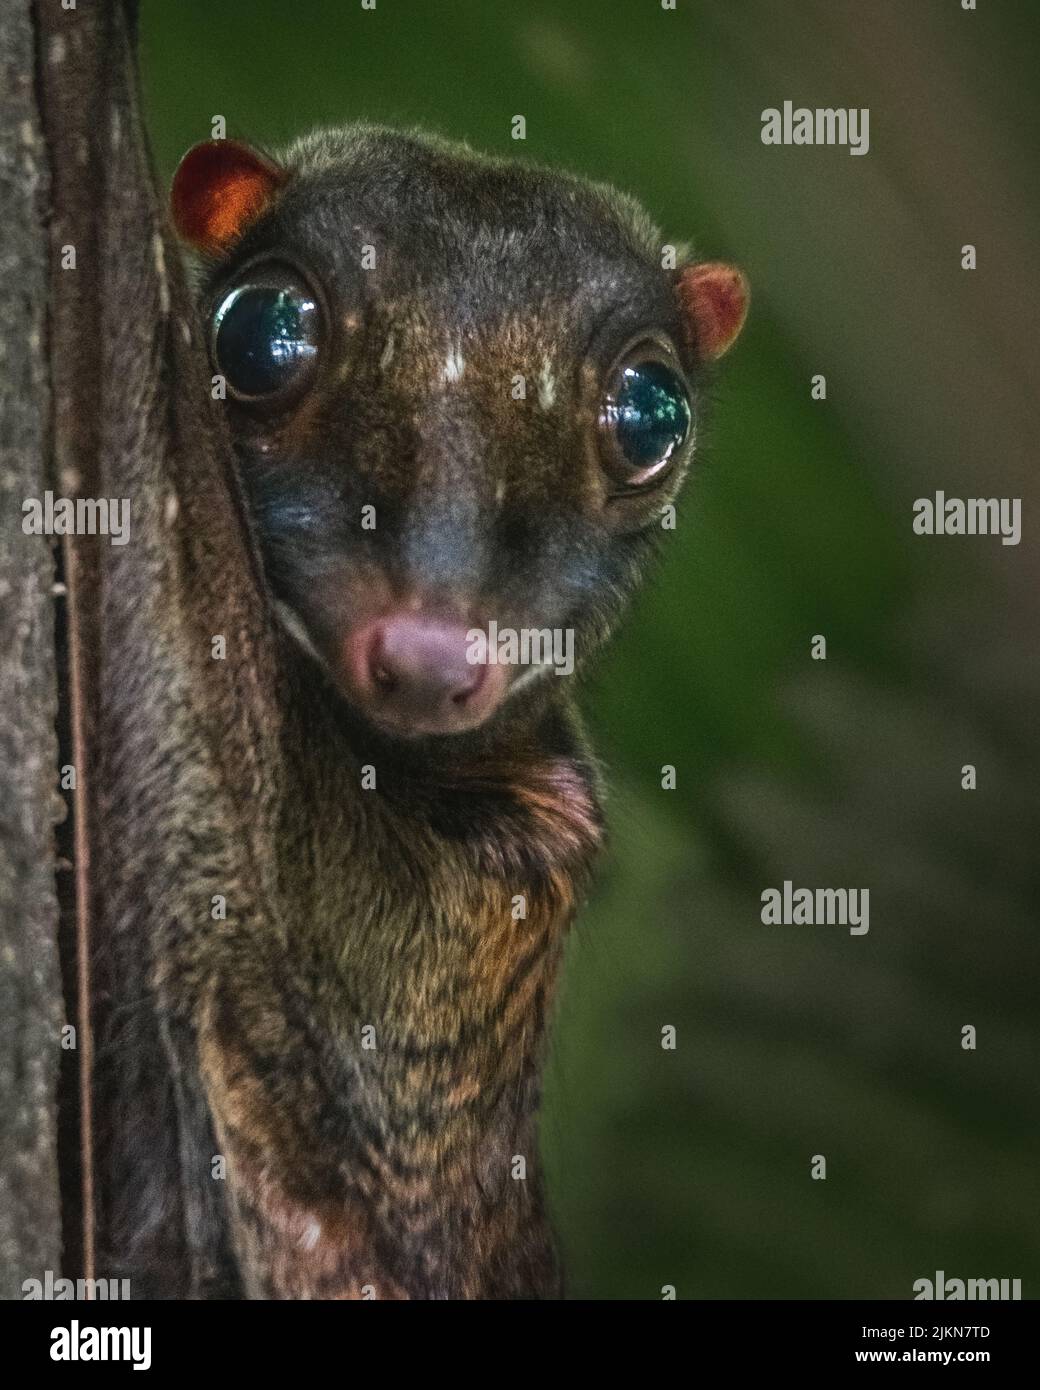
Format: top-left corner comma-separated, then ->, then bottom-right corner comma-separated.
613,360 -> 691,469
214,283 -> 320,397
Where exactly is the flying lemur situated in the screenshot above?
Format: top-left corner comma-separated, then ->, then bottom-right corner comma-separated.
125,124 -> 747,1299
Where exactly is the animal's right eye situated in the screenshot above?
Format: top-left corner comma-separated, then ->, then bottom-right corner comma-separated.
211,269 -> 322,402
598,338 -> 693,491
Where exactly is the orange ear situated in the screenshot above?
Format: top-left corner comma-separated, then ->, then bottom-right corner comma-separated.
171,140 -> 287,255
676,262 -> 749,361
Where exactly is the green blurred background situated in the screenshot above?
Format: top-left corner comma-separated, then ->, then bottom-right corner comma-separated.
140,0 -> 1039,1298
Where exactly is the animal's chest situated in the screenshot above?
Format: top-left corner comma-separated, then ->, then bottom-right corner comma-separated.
345,817 -> 579,1051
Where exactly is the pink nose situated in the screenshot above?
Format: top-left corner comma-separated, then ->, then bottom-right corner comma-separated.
342,613 -> 507,736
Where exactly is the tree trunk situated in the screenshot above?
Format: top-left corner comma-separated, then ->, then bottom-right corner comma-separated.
0,0 -> 278,1295
0,0 -> 64,1300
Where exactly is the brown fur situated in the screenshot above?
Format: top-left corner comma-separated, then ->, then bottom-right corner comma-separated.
39,12 -> 743,1298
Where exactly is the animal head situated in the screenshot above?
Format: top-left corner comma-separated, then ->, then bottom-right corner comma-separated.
172,127 -> 747,740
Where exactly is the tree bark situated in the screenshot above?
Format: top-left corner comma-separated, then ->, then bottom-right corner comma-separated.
0,0 -> 64,1300
30,0 -> 281,1296
0,0 -> 275,1295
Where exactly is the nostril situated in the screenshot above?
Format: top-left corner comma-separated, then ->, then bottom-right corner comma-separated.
451,663 -> 485,706
368,638 -> 398,695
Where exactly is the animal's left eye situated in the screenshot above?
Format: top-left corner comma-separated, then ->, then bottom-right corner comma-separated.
211,269 -> 321,402
599,346 -> 693,488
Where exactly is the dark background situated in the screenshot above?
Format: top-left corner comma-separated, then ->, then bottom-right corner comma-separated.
140,0 -> 1039,1298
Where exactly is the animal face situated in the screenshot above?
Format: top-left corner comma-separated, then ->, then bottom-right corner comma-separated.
174,127 -> 747,739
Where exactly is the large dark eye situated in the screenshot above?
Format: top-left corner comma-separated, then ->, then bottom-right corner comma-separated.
600,347 -> 693,487
211,270 -> 321,401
